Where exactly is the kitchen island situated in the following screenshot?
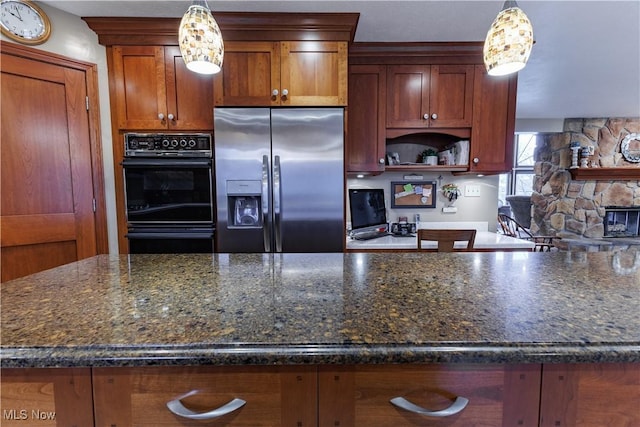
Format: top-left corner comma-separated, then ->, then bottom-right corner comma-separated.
2,252 -> 639,426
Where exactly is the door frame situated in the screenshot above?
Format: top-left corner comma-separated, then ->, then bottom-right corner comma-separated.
1,41 -> 108,254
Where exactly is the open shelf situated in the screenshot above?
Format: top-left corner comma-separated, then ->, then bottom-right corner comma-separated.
569,167 -> 640,181
386,164 -> 469,172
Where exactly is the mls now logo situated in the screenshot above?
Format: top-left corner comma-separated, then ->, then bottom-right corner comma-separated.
3,409 -> 56,420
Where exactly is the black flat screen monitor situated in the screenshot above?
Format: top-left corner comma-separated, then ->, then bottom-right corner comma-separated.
349,189 -> 387,231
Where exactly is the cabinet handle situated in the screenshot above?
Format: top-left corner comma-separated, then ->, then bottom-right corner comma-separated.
166,391 -> 246,420
168,113 -> 175,121
158,113 -> 165,121
390,396 -> 469,417
379,158 -> 385,164
473,157 -> 480,164
423,113 -> 429,120
272,89 -> 279,97
431,113 -> 438,120
281,89 -> 288,99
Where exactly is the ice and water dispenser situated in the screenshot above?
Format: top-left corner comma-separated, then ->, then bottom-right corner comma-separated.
226,180 -> 262,228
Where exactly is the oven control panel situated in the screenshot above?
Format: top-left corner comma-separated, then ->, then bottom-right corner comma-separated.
124,133 -> 212,157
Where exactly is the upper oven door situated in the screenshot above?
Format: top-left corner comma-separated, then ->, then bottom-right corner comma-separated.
122,158 -> 213,225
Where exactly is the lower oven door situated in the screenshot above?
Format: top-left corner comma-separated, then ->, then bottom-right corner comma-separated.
122,158 -> 213,225
126,227 -> 214,254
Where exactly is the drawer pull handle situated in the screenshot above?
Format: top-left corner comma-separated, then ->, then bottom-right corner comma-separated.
390,396 -> 469,417
166,391 -> 246,420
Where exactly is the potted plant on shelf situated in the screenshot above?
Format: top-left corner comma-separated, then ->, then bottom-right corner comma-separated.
420,149 -> 439,166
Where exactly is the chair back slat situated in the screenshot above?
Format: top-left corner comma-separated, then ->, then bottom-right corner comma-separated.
417,229 -> 477,252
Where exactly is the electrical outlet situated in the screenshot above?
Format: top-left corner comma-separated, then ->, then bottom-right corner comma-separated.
465,184 -> 481,197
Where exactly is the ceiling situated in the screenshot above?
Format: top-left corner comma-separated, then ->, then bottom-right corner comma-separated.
41,0 -> 640,121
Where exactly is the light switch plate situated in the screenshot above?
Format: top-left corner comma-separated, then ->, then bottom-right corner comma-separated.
442,207 -> 457,213
465,184 -> 481,197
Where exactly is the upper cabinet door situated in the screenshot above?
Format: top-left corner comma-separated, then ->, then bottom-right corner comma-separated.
213,41 -> 280,106
112,46 -> 213,130
469,65 -> 517,174
215,41 -> 347,106
386,65 -> 430,128
164,46 -> 214,130
386,64 -> 473,129
429,65 -> 474,128
112,45 -> 167,130
280,41 -> 348,106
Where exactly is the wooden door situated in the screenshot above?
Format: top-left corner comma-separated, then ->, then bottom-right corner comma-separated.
164,46 -> 214,129
386,65 -> 431,128
111,45 -> 168,129
347,65 -> 387,174
214,41 -> 280,106
429,65 -> 474,128
469,65 -> 517,174
1,46 -> 102,282
93,365 -> 318,427
319,364 -> 541,427
540,363 -> 640,427
280,41 -> 348,106
1,368 -> 94,426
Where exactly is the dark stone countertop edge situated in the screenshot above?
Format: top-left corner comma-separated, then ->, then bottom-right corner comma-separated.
2,343 -> 639,368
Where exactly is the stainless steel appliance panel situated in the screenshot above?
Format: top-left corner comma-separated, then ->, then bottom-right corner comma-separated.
214,108 -> 344,253
215,108 -> 272,252
271,108 -> 344,252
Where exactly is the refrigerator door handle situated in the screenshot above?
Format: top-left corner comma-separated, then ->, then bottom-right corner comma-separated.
262,155 -> 271,252
273,155 -> 282,252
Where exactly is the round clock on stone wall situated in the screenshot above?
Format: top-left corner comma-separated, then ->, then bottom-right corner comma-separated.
1,0 -> 51,45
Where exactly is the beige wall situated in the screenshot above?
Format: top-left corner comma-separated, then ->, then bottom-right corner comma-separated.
2,3 -> 119,253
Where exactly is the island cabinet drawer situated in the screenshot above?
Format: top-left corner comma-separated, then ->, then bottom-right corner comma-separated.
0,367 -> 94,427
92,365 -> 317,427
318,364 -> 541,427
540,362 -> 640,426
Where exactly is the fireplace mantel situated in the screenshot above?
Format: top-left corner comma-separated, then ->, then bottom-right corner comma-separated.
569,167 -> 640,181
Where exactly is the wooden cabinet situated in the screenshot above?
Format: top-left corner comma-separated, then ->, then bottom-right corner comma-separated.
111,45 -> 214,130
386,64 -> 474,129
346,65 -> 387,174
318,364 -> 541,426
539,363 -> 640,427
469,65 -> 517,174
0,368 -> 94,426
214,41 -> 348,106
92,365 -> 317,427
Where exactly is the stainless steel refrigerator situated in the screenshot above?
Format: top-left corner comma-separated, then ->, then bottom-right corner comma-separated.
214,108 -> 344,252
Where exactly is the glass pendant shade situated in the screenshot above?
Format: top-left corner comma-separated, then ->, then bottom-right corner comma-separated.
483,1 -> 533,76
179,1 -> 224,75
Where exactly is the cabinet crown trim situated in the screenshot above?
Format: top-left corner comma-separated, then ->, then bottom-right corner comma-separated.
84,13 -> 359,46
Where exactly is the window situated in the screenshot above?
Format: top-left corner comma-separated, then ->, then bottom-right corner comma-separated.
498,133 -> 537,206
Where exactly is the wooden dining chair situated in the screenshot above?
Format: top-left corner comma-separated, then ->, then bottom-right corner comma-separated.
417,229 -> 477,252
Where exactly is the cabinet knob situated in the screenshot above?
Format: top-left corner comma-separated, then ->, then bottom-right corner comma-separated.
473,157 -> 480,164
379,158 -> 385,164
168,114 -> 175,121
272,89 -> 279,97
281,89 -> 289,98
423,113 -> 429,120
431,113 -> 438,120
158,113 -> 165,120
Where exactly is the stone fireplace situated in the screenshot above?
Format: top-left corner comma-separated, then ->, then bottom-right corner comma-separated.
531,118 -> 640,245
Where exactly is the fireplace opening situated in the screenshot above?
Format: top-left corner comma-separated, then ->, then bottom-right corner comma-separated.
604,206 -> 640,237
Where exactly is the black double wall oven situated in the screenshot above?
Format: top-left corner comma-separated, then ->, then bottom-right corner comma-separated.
122,133 -> 214,253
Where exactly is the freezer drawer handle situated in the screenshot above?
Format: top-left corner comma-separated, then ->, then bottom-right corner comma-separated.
166,391 -> 246,420
390,396 -> 469,417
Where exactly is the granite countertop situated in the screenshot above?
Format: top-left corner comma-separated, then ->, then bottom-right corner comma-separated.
2,251 -> 639,368
346,231 -> 535,251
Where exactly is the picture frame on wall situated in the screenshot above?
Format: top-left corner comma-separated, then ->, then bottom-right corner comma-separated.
390,181 -> 437,208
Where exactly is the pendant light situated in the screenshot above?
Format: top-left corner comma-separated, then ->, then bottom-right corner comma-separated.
178,0 -> 224,75
483,0 -> 534,76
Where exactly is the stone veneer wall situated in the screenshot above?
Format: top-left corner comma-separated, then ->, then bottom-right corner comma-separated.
531,118 -> 640,239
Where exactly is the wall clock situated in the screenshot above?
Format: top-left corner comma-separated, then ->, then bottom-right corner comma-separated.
1,0 -> 51,45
